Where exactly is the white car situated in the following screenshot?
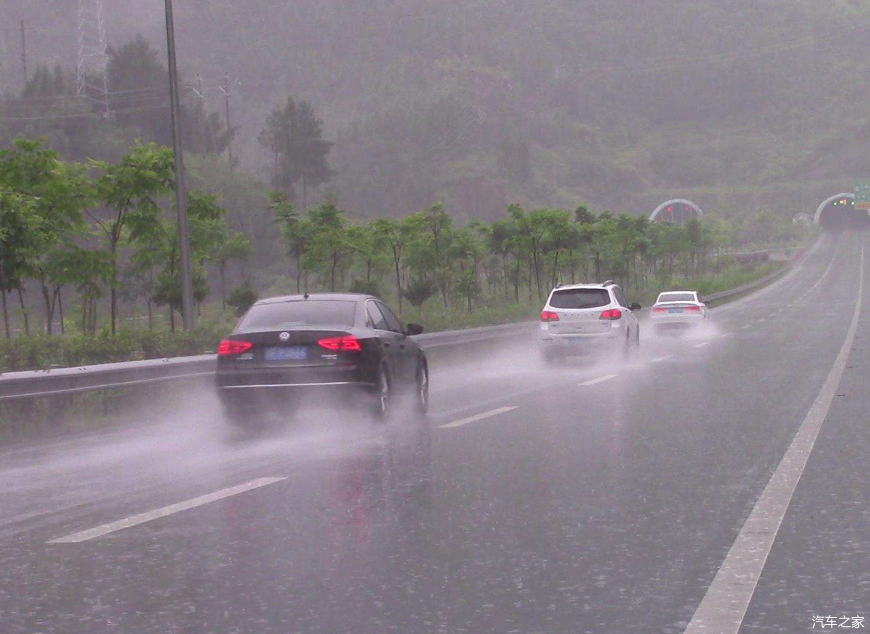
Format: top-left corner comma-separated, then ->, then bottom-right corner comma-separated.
538,281 -> 641,364
650,290 -> 709,334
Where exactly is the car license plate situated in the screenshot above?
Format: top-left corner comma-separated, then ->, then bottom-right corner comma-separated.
265,346 -> 307,361
668,308 -> 684,313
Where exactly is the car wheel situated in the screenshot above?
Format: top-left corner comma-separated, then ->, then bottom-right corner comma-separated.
622,329 -> 632,360
542,350 -> 564,366
416,361 -> 429,414
373,365 -> 392,421
635,325 -> 641,349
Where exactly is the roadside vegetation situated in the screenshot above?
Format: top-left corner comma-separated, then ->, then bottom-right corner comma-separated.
0,132 -> 811,371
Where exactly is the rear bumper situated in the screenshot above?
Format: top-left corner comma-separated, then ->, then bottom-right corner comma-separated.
652,317 -> 704,333
217,379 -> 378,418
538,332 -> 621,354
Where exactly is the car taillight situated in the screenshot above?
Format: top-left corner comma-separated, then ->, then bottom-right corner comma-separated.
685,305 -> 702,312
599,308 -> 622,320
652,307 -> 668,314
541,310 -> 560,322
318,336 -> 362,352
218,339 -> 253,356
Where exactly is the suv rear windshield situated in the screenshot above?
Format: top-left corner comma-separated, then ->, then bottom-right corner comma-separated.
549,288 -> 610,309
658,293 -> 695,303
237,300 -> 357,331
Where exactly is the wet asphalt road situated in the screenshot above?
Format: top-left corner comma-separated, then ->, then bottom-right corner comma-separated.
1,232 -> 868,634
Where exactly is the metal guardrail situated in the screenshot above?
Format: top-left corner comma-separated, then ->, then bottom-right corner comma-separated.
0,322 -> 535,402
0,242 -> 812,402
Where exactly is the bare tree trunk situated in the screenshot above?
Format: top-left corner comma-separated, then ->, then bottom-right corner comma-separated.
392,249 -> 403,312
1,290 -> 9,339
220,262 -> 227,311
169,308 -> 176,333
56,287 -> 65,334
16,286 -> 30,335
40,276 -> 55,335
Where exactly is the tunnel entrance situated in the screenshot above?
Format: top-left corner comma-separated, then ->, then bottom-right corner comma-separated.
650,199 -> 703,224
815,193 -> 870,231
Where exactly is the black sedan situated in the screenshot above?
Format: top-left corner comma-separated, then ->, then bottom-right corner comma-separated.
216,293 -> 428,428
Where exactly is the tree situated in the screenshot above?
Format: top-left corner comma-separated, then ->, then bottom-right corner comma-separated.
210,231 -> 252,311
304,203 -> 353,291
372,215 -> 425,313
258,97 -> 334,210
93,142 -> 175,333
0,189 -> 38,338
0,139 -> 92,334
227,281 -> 259,316
108,35 -> 233,155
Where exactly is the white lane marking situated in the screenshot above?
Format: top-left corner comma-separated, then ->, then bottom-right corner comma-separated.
579,374 -> 618,387
438,406 -> 519,429
692,342 -> 710,348
756,318 -> 766,323
47,477 -> 287,544
741,325 -> 751,330
685,237 -> 864,634
651,355 -> 674,363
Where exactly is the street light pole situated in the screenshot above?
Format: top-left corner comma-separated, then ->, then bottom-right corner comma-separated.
163,0 -> 195,330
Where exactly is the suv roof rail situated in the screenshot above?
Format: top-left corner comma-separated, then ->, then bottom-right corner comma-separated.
601,280 -> 615,286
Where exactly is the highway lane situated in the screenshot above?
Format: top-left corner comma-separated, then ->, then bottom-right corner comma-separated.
0,233 -> 866,633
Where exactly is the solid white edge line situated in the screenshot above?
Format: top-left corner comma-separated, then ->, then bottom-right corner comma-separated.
684,236 -> 864,634
651,356 -> 674,363
692,342 -> 710,348
579,374 -> 618,387
47,477 -> 288,544
438,406 -> 519,429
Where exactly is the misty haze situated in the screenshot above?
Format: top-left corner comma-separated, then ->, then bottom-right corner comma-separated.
1,1 -> 869,633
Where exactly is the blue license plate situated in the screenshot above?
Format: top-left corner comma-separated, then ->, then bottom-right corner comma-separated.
668,308 -> 684,313
265,346 -> 307,361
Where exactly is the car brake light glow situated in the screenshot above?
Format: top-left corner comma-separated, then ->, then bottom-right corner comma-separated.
318,336 -> 362,351
599,308 -> 622,320
218,339 -> 253,356
685,305 -> 702,312
652,306 -> 668,314
541,310 -> 560,322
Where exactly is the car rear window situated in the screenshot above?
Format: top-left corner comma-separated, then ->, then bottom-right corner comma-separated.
236,300 -> 357,331
658,293 -> 695,303
549,288 -> 610,309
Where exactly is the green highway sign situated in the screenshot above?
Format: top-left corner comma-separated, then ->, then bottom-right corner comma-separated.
855,185 -> 870,210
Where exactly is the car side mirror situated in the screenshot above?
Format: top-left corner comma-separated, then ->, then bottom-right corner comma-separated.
630,303 -> 642,311
405,323 -> 424,336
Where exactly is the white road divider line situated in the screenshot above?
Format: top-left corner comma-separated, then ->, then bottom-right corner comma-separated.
579,374 -> 618,387
651,355 -> 674,363
685,237 -> 865,634
47,477 -> 288,544
757,318 -> 766,323
438,406 -> 519,429
692,342 -> 711,348
741,325 -> 751,330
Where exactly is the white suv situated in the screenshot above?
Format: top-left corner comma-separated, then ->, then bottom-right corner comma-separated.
538,281 -> 641,364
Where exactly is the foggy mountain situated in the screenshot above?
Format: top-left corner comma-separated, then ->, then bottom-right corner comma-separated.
4,0 -> 870,219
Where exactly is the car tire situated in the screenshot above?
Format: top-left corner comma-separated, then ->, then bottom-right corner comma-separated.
415,361 -> 429,414
622,329 -> 632,361
635,325 -> 641,349
373,365 -> 392,421
542,350 -> 564,366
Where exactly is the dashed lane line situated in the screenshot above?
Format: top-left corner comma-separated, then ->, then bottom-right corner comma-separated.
438,406 -> 519,429
47,477 -> 288,544
579,374 -> 618,387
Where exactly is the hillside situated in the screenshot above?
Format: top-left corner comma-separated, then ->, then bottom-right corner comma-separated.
4,0 -> 870,219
